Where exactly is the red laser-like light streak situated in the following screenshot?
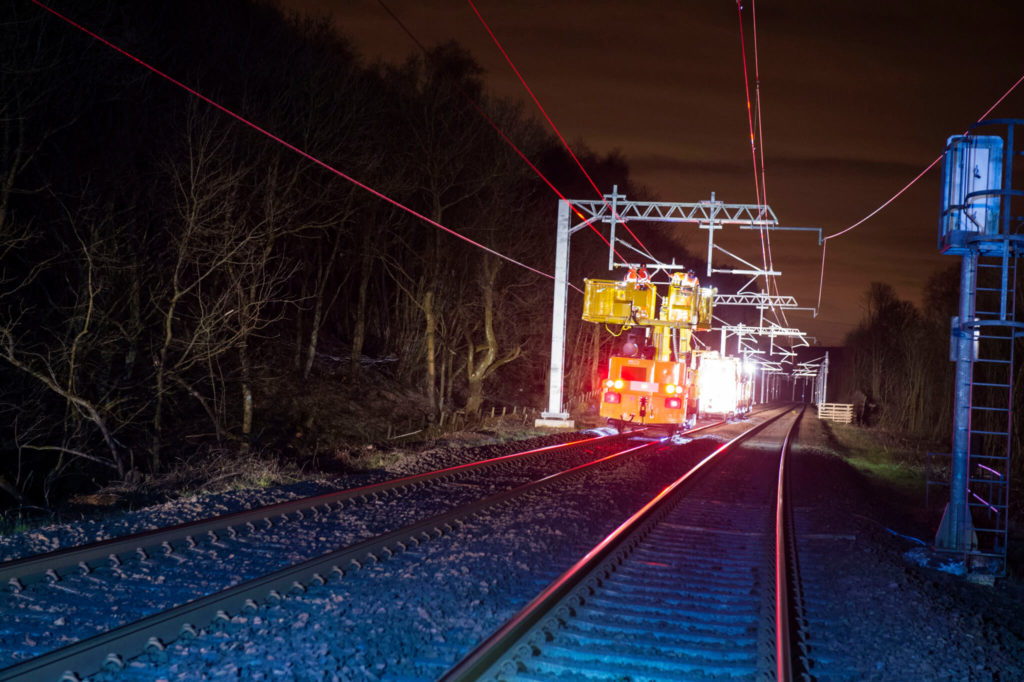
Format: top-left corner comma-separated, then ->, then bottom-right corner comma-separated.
752,4 -> 790,330
736,1 -> 773,304
751,0 -> 788,327
465,0 -> 656,265
375,0 -> 628,264
30,0 -> 577,292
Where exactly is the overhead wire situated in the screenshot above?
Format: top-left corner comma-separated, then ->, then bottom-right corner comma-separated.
29,0 -> 582,294
815,70 -> 1024,310
750,0 -> 790,329
464,0 -> 660,269
735,0 -> 772,303
737,0 -> 795,362
374,0 -> 630,265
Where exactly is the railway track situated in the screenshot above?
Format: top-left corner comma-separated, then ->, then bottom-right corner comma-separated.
1,421 -> 734,681
443,406 -> 805,681
1,432 -> 628,591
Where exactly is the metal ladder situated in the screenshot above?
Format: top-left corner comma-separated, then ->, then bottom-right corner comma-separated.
964,249 -> 1018,572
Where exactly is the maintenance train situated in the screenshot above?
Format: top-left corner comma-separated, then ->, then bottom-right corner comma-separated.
582,269 -> 751,431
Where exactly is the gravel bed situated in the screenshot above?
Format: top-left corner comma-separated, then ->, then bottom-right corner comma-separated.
0,431 -> 594,668
790,416 -> 1024,681
92,433 -> 724,681
3,416 -> 1022,681
0,432 -> 579,563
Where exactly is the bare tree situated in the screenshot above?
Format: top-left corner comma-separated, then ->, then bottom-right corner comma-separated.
151,107 -> 279,466
461,255 -> 522,416
0,211 -> 133,481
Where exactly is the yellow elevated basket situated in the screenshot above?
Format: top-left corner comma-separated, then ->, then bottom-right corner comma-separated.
582,279 -> 657,325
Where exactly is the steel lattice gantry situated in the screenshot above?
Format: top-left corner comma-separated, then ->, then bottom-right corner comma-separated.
537,191 -> 816,425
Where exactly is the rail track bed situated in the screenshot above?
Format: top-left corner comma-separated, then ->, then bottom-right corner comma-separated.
445,407 -> 799,680
0,430 -> 646,673
0,418 -> 747,680
5,406 -> 1022,681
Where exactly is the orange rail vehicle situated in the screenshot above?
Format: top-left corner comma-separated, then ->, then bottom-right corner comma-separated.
582,270 -> 714,431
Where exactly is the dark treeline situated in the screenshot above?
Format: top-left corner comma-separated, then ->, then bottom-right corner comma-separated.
839,268 -> 1024,514
840,272 -> 958,438
839,266 -> 1024,494
1,0 -> 690,505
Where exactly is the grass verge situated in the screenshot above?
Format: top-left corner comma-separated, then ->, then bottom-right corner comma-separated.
822,421 -> 930,500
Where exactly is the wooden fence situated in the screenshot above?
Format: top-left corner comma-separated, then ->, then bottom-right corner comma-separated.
817,403 -> 855,424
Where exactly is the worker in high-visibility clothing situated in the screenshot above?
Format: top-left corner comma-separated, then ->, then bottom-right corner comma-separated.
672,270 -> 698,288
625,267 -> 651,289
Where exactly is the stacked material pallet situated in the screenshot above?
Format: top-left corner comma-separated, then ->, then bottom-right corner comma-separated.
817,403 -> 854,424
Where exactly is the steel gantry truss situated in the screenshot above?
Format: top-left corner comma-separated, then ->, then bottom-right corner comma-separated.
715,292 -> 799,308
538,190 -> 820,426
566,188 -> 821,281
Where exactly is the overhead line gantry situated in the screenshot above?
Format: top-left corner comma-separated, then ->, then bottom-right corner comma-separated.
538,189 -> 820,426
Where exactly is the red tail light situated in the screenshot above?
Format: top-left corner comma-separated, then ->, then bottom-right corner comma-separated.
604,392 -> 621,404
665,397 -> 682,409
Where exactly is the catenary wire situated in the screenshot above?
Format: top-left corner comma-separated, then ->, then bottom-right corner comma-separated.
751,0 -> 790,330
736,0 -> 772,302
815,71 -> 1024,310
29,0 -> 582,294
374,0 -> 630,265
465,0 -> 660,268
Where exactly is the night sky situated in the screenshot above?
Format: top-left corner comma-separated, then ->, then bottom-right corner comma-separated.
282,0 -> 1024,345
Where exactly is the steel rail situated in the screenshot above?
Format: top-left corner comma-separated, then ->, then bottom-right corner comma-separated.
1,432 -> 625,590
0,434 -> 673,681
774,404 -> 806,681
441,405 -> 798,681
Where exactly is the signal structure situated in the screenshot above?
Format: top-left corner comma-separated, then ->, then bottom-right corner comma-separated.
536,188 -> 819,427
931,119 -> 1024,578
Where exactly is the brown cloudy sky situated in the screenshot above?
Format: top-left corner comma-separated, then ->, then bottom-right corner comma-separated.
282,0 -> 1024,345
